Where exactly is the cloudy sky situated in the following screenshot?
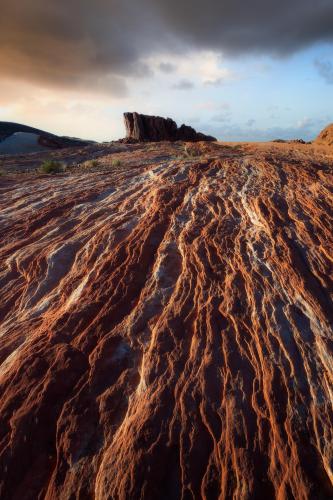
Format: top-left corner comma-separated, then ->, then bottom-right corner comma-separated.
0,0 -> 332,141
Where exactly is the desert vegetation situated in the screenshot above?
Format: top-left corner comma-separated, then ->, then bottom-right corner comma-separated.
39,160 -> 65,174
111,158 -> 122,167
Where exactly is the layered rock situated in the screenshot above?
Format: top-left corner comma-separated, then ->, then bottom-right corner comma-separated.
315,123 -> 333,146
0,142 -> 332,499
123,112 -> 216,142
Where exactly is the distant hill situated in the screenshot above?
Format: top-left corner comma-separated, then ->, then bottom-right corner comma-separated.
0,122 -> 94,155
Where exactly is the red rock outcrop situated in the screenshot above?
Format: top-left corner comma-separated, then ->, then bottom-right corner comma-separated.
315,123 -> 333,146
0,141 -> 332,499
123,112 -> 217,142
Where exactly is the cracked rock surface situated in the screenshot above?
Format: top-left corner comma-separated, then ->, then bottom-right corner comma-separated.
0,141 -> 332,499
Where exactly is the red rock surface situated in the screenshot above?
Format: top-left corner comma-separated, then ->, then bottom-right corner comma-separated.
315,123 -> 333,147
0,141 -> 332,499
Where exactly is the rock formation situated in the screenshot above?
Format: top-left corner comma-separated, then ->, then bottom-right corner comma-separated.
0,141 -> 332,499
315,123 -> 333,146
123,112 -> 216,142
0,122 -> 91,155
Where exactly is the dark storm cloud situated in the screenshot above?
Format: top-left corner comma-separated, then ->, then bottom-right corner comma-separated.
150,0 -> 333,55
0,0 -> 162,93
1,0 -> 332,92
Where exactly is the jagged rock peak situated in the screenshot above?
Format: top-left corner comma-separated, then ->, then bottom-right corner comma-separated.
123,112 -> 216,142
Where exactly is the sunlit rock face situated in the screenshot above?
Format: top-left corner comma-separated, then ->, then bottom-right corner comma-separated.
315,123 -> 333,147
0,141 -> 332,499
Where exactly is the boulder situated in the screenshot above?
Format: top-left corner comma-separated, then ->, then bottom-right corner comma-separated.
123,112 -> 216,142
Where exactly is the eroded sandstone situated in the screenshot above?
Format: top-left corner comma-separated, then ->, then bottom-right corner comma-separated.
0,141 -> 332,499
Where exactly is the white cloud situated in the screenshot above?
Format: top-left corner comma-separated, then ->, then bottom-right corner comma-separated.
143,51 -> 234,87
296,117 -> 315,129
171,79 -> 195,90
0,78 -> 127,140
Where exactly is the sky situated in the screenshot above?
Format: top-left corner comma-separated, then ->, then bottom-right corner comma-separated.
0,0 -> 332,142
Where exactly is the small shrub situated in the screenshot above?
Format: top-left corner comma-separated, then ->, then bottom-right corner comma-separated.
111,158 -> 122,167
90,159 -> 99,168
40,160 -> 65,174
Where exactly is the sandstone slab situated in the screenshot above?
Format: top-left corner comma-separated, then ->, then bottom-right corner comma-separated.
0,141 -> 332,499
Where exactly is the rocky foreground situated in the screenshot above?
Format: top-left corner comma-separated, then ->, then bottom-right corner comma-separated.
0,141 -> 332,499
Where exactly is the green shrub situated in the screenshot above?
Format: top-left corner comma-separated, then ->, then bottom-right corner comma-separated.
90,159 -> 99,168
40,160 -> 65,174
111,158 -> 122,167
